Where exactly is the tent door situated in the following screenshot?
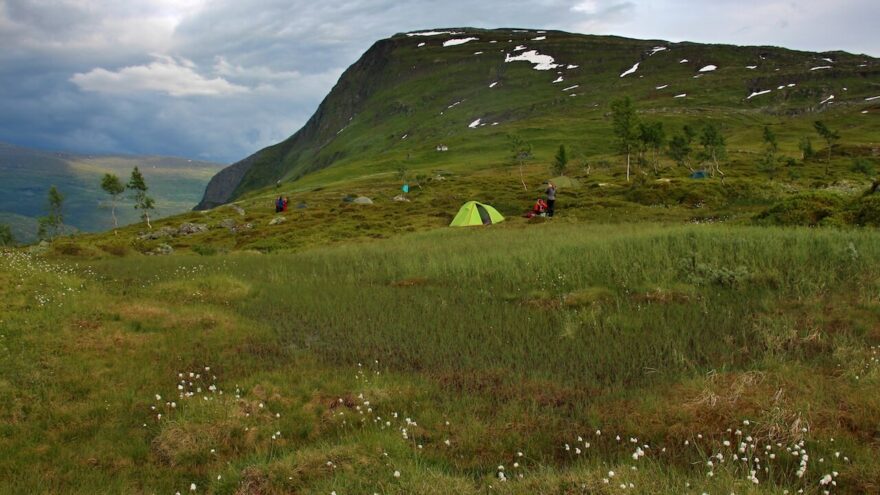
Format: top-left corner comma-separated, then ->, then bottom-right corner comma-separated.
476,204 -> 492,225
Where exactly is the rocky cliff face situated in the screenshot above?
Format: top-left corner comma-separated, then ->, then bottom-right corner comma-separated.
195,38 -> 396,209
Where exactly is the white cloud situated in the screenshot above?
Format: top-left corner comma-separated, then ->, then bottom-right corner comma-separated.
71,55 -> 248,97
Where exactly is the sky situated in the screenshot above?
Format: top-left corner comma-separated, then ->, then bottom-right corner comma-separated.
1,0 -> 878,164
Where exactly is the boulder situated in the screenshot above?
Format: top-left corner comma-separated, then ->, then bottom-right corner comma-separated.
219,218 -> 237,232
268,216 -> 286,226
178,222 -> 208,236
393,195 -> 410,202
352,196 -> 374,205
229,204 -> 246,216
138,226 -> 176,240
28,240 -> 50,255
155,243 -> 174,255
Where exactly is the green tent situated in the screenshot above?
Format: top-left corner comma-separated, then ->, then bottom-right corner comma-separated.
548,176 -> 580,189
450,201 -> 505,227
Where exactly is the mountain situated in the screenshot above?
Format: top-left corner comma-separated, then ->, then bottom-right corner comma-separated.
0,142 -> 224,242
197,27 -> 880,209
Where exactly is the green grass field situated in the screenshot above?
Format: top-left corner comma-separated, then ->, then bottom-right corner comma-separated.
2,222 -> 879,493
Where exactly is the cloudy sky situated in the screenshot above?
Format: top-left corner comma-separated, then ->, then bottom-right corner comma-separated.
1,0 -> 877,164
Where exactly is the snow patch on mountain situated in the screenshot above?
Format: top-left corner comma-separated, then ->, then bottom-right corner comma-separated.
505,50 -> 560,71
620,62 -> 639,78
443,38 -> 478,47
408,31 -> 461,37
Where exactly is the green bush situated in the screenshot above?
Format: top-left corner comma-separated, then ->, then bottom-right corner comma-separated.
97,241 -> 130,256
851,158 -> 877,176
624,181 -> 725,208
755,192 -> 845,226
192,244 -> 219,256
848,194 -> 880,226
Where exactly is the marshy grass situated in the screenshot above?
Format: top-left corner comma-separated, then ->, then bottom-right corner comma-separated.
2,222 -> 879,493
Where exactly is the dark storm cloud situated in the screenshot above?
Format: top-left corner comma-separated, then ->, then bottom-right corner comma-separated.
0,0 -> 876,163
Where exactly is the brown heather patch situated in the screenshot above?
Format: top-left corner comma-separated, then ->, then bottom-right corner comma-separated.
152,419 -> 240,467
234,466 -> 270,495
64,325 -> 151,353
630,286 -> 694,304
433,369 -> 595,409
389,277 -> 430,287
116,302 -> 173,321
235,444 -> 366,495
523,295 -> 562,310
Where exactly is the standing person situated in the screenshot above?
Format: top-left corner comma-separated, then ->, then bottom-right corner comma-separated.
282,197 -> 289,211
545,181 -> 557,217
275,196 -> 283,213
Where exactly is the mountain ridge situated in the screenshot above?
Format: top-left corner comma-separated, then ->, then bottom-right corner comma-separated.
196,27 -> 879,209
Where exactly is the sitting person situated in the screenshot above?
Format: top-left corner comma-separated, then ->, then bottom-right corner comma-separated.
525,198 -> 548,218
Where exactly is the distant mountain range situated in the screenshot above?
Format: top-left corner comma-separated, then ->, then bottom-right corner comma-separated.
197,27 -> 879,209
0,142 -> 224,242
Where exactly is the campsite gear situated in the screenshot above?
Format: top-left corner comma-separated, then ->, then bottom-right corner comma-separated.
402,184 -> 409,193
450,201 -> 505,227
352,196 -> 374,205
690,170 -> 709,179
548,176 -> 581,189
525,199 -> 548,218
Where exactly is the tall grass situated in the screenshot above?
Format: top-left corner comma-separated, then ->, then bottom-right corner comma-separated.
4,223 -> 879,493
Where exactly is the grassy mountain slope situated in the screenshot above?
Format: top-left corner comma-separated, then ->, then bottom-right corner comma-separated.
0,142 -> 224,241
198,27 -> 880,208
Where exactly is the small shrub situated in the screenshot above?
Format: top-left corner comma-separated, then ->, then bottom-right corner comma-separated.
53,241 -> 83,256
192,244 -> 218,256
754,192 -> 845,226
97,241 -> 129,256
678,259 -> 753,288
848,194 -> 880,226
563,287 -> 614,308
851,157 -> 877,176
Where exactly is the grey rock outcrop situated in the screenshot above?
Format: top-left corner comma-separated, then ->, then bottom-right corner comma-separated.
178,223 -> 208,235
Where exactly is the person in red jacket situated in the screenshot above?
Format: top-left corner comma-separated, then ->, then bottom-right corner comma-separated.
525,198 -> 548,218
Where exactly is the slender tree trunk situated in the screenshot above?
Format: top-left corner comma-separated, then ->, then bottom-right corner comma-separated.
145,212 -> 152,230
519,163 -> 527,190
626,152 -> 631,182
713,151 -> 726,183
